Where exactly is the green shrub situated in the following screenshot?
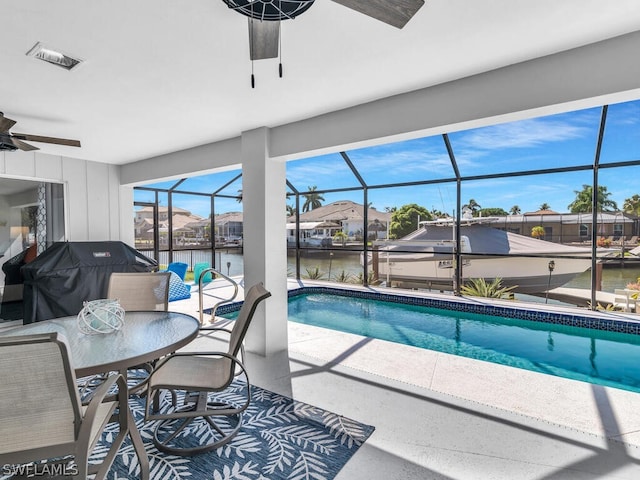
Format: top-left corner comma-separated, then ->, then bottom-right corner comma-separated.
303,266 -> 325,280
333,270 -> 353,283
460,278 -> 517,299
531,226 -> 545,239
349,271 -> 381,286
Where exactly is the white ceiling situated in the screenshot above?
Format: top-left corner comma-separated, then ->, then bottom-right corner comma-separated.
2,0 -> 640,165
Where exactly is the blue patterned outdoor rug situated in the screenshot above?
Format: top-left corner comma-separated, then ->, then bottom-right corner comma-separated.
94,380 -> 374,480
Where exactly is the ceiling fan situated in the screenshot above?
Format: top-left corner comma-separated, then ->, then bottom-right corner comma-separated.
0,112 -> 81,152
221,0 -> 425,85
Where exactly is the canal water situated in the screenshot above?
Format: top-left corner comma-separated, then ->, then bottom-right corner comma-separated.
160,249 -> 640,294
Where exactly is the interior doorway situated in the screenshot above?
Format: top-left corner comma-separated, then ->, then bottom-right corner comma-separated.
0,178 -> 65,322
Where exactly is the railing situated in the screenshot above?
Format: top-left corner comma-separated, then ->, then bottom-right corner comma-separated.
197,267 -> 239,327
138,248 -> 244,276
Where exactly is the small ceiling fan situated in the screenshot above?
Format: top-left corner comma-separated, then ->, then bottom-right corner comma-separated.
221,0 -> 425,86
0,112 -> 81,152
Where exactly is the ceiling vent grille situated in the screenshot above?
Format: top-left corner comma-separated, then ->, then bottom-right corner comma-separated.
26,42 -> 82,71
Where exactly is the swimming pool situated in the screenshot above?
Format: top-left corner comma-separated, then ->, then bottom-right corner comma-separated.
219,287 -> 640,393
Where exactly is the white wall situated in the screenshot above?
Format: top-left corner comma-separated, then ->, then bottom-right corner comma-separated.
0,151 -> 125,242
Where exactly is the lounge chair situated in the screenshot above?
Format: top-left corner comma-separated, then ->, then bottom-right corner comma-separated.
167,271 -> 191,302
158,264 -> 191,301
144,282 -> 271,455
193,262 -> 213,285
614,289 -> 636,312
166,261 -> 188,280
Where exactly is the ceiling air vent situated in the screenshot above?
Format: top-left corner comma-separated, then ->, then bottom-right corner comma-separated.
26,42 -> 82,71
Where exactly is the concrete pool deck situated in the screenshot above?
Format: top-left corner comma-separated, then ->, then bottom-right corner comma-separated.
287,320 -> 640,447
181,278 -> 640,445
177,278 -> 640,478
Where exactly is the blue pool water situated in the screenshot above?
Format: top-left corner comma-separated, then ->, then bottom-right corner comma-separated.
285,293 -> 640,393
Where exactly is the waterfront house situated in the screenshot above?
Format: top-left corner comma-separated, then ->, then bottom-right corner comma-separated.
287,200 -> 391,242
491,210 -> 637,244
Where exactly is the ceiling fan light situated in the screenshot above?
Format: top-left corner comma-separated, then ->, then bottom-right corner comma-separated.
222,0 -> 315,21
26,42 -> 82,71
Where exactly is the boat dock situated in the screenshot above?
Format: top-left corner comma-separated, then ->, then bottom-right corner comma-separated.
546,287 -> 620,309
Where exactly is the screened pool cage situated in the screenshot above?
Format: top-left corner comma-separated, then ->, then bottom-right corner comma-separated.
134,101 -> 640,310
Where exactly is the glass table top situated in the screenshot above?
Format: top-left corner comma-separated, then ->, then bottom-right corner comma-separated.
0,311 -> 200,377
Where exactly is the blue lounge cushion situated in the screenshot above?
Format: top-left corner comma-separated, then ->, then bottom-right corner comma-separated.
166,262 -> 188,281
167,271 -> 191,302
193,262 -> 213,284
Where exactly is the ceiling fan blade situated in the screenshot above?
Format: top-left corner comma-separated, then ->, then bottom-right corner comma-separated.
331,0 -> 425,29
10,138 -> 39,151
0,114 -> 17,133
248,19 -> 280,60
12,133 -> 81,147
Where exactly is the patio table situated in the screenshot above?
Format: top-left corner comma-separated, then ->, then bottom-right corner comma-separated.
0,310 -> 200,377
0,310 -> 201,480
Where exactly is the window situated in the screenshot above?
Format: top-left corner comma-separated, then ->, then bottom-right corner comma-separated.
613,223 -> 623,239
580,224 -> 589,238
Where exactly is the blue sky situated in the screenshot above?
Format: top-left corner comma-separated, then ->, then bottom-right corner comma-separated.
136,99 -> 640,218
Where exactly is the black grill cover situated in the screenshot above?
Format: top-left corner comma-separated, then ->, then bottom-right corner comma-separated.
22,241 -> 157,324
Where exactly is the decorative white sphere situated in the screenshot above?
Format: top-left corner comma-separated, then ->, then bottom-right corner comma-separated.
77,299 -> 125,334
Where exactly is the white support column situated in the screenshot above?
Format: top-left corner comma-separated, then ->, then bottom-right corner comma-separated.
241,127 -> 288,356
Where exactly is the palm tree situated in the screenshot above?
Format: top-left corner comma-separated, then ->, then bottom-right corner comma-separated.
286,204 -> 295,217
623,194 -> 640,216
567,185 -> 618,213
430,208 -> 445,218
509,205 -> 521,215
236,189 -> 243,203
539,203 -> 551,210
302,186 -> 325,213
333,231 -> 348,246
462,199 -> 481,216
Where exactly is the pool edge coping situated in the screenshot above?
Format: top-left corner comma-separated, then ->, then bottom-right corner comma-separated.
215,283 -> 640,335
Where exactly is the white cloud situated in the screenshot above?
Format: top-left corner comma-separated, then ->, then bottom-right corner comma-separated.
458,118 -> 589,151
286,156 -> 355,188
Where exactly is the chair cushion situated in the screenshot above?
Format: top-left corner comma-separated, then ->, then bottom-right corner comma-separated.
167,271 -> 191,302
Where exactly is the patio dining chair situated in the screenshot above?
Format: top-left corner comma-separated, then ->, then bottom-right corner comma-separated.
105,271 -> 171,397
107,271 -> 171,311
144,282 -> 271,455
0,333 -> 148,480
